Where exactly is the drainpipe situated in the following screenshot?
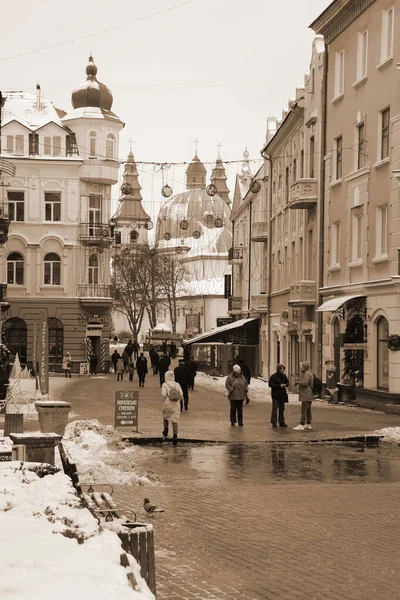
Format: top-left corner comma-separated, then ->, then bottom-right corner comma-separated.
317,42 -> 328,378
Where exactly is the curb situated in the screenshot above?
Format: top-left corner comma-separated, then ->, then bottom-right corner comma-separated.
122,434 -> 384,446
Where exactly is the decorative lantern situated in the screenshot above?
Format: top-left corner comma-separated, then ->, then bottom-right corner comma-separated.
121,183 -> 133,195
164,233 -> 171,241
250,180 -> 261,194
193,230 -> 201,239
180,219 -> 189,230
214,217 -> 223,228
130,230 -> 139,242
145,220 -> 154,230
206,184 -> 217,197
161,185 -> 173,198
204,213 -> 214,225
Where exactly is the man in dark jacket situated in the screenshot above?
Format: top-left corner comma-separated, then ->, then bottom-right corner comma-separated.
149,347 -> 160,375
186,357 -> 198,390
158,353 -> 171,386
268,364 -> 289,428
111,350 -> 120,373
136,352 -> 148,387
174,358 -> 191,411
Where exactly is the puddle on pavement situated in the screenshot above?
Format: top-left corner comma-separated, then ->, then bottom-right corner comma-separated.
146,442 -> 400,485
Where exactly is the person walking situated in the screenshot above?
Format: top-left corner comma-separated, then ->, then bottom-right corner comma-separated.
116,357 -> 124,381
124,340 -> 134,360
186,356 -> 198,390
128,360 -> 135,382
132,340 -> 140,360
293,361 -> 314,431
136,352 -> 148,387
111,350 -> 120,373
161,370 -> 183,446
325,361 -> 339,404
149,347 -> 160,375
89,352 -> 98,376
62,352 -> 72,378
225,364 -> 248,426
268,364 -> 289,428
174,358 -> 191,411
235,358 -> 251,404
158,353 -> 171,386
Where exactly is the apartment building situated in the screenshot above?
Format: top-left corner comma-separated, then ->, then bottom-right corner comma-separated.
311,0 -> 400,407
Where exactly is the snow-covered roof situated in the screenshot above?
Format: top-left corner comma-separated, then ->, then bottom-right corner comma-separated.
180,277 -> 225,296
62,106 -> 122,123
2,91 -> 66,131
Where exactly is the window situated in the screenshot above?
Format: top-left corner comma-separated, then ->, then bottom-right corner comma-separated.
331,222 -> 340,267
6,136 -> 13,153
106,133 -> 115,159
357,122 -> 366,170
334,50 -> 345,97
357,30 -> 368,80
44,137 -> 52,155
44,253 -> 61,285
376,205 -> 388,257
298,237 -> 303,280
351,208 -> 363,262
377,316 -> 389,389
380,107 -> 390,160
7,191 -> 24,221
278,175 -> 282,203
2,317 -> 27,364
48,318 -> 63,368
306,229 -> 313,279
380,7 -> 394,62
53,136 -> 61,156
335,136 -> 343,180
300,149 -> 304,178
293,159 -> 297,183
285,167 -> 289,203
310,67 -> 315,94
7,252 -> 24,285
15,135 -> 24,155
45,192 -> 61,221
88,254 -> 99,285
89,195 -> 102,236
309,136 -> 315,178
89,131 -> 97,157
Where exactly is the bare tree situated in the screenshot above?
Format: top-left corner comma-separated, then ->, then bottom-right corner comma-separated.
158,254 -> 189,333
111,249 -> 147,339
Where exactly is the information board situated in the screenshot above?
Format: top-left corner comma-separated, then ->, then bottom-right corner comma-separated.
79,362 -> 89,376
115,390 -> 138,430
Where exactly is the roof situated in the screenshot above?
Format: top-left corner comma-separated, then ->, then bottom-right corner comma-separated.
183,317 -> 259,345
317,295 -> 365,312
2,91 -> 66,131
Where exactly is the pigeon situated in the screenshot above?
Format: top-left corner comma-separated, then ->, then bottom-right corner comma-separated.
143,498 -> 165,513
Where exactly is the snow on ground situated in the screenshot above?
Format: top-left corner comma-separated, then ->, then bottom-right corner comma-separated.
62,420 -> 162,486
373,427 -> 400,444
195,371 -> 299,403
5,375 -> 78,419
0,462 -> 154,600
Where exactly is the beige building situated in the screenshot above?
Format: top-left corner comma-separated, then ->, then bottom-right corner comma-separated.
0,56 -> 124,371
311,0 -> 400,407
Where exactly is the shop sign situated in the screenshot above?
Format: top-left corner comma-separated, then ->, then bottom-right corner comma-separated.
115,390 -> 138,431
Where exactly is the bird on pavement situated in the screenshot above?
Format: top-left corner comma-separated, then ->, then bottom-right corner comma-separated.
143,498 -> 165,513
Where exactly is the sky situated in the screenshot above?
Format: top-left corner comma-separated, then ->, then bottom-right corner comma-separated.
0,0 -> 331,218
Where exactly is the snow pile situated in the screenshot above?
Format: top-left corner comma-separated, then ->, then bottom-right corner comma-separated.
195,371 -> 299,403
63,420 -> 160,486
0,462 -> 154,600
373,426 -> 400,443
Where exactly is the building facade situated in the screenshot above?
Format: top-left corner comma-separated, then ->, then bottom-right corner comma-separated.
311,0 -> 400,407
0,56 -> 124,371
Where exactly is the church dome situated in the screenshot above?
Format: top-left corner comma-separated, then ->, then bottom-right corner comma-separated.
155,188 -> 232,256
71,55 -> 113,111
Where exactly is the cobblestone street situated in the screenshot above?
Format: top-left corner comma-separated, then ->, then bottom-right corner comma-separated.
59,368 -> 400,600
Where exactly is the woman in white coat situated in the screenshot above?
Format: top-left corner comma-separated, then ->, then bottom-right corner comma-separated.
161,370 -> 183,445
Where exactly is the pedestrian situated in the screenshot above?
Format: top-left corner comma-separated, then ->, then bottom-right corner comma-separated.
225,364 -> 248,427
293,361 -> 314,431
149,347 -> 160,375
268,364 -> 289,428
170,342 -> 177,359
89,352 -> 98,376
158,353 -> 171,386
161,370 -> 182,446
116,357 -> 124,381
186,356 -> 198,390
113,335 -> 118,344
124,340 -> 134,360
132,340 -> 140,360
235,358 -> 251,404
325,361 -> 339,404
174,358 -> 191,411
111,349 -> 120,373
122,350 -> 130,373
128,360 -> 135,382
62,352 -> 72,378
136,352 -> 148,387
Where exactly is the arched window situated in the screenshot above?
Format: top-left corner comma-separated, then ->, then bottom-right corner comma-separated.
2,317 -> 27,364
105,133 -> 115,159
44,253 -> 61,285
89,131 -> 97,158
7,252 -> 24,285
377,316 -> 389,390
89,253 -> 99,285
48,317 -> 63,369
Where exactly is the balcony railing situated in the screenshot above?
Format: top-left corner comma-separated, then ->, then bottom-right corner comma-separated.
78,223 -> 113,245
0,283 -> 7,303
228,247 -> 244,264
251,294 -> 268,312
228,296 -> 243,312
78,284 -> 113,304
288,280 -> 317,305
289,178 -> 318,209
251,222 -> 268,242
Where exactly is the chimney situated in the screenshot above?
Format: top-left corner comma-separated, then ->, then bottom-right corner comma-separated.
36,83 -> 41,111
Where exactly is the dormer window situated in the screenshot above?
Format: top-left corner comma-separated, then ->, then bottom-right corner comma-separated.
105,133 -> 115,159
89,131 -> 97,158
6,135 -> 24,155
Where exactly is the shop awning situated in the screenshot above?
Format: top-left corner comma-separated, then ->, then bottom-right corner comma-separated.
183,317 -> 259,346
316,295 -> 365,312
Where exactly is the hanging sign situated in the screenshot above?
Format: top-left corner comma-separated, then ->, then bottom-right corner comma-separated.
115,390 -> 138,431
38,319 -> 49,396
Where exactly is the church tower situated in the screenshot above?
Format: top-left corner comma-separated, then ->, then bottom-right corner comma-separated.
210,151 -> 230,205
186,154 -> 206,190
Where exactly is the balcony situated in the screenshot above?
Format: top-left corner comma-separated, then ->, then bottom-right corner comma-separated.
78,284 -> 113,305
228,247 -> 243,264
251,294 -> 269,313
228,296 -> 243,313
289,178 -> 318,209
79,160 -> 120,185
78,223 -> 113,246
251,221 -> 268,242
288,280 -> 317,306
